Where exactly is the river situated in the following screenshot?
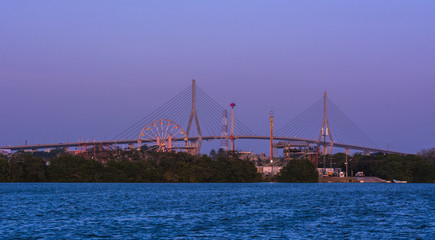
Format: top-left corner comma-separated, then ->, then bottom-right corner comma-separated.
1,183 -> 433,239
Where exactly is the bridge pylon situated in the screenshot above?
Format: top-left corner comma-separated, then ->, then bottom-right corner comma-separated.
186,79 -> 202,154
318,91 -> 334,156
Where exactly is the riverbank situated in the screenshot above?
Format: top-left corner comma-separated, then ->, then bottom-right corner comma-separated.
319,177 -> 389,183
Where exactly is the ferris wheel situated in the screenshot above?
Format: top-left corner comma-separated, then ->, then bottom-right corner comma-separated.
137,119 -> 189,152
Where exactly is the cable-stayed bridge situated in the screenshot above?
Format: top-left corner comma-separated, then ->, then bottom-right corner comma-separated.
0,80 -> 405,155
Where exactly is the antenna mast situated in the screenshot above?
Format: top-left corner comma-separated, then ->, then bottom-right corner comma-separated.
220,110 -> 229,151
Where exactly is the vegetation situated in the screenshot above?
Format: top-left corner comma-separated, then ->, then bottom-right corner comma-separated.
0,150 -> 261,183
325,151 -> 435,183
418,147 -> 435,164
276,159 -> 319,183
1,147 -> 434,183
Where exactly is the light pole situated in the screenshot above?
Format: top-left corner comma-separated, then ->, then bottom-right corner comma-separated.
230,103 -> 235,152
345,154 -> 348,177
270,111 -> 274,163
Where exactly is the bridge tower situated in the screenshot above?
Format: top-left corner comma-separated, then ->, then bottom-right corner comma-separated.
318,91 -> 334,156
220,110 -> 229,151
186,79 -> 202,154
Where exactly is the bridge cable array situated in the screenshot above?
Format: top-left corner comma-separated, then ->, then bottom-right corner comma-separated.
114,83 -> 257,141
276,96 -> 379,149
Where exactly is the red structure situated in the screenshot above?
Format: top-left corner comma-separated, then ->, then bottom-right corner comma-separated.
230,103 -> 236,151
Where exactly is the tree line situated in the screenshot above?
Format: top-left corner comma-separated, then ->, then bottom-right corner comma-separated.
1,147 -> 434,183
0,150 -> 261,183
316,149 -> 435,183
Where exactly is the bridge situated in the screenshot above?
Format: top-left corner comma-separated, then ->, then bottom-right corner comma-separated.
0,80 -> 405,156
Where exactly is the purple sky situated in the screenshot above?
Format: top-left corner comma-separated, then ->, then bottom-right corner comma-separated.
1,1 -> 434,154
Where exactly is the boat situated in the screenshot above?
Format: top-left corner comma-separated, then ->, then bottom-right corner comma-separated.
393,179 -> 407,183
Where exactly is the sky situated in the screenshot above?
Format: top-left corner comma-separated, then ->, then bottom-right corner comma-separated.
0,1 -> 434,154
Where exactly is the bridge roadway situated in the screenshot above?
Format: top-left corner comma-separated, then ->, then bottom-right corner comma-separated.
0,135 -> 405,155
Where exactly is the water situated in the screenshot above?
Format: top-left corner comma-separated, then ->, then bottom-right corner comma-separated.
0,183 -> 433,239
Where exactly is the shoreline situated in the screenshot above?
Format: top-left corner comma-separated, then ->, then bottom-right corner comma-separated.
319,177 -> 389,183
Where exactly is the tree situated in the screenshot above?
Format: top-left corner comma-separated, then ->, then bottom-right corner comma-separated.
371,154 -> 435,183
209,149 -> 217,160
7,153 -> 46,182
21,154 -> 47,182
47,155 -> 103,182
1,149 -> 261,183
331,153 -> 347,170
277,159 -> 318,183
418,148 -> 435,164
0,158 -> 9,182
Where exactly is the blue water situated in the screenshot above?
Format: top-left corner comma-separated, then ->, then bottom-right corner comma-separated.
0,183 -> 434,239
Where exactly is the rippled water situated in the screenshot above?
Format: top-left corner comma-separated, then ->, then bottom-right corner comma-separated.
0,183 -> 434,239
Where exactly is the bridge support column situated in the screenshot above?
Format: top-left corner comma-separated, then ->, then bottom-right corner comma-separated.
328,143 -> 333,155
364,150 -> 371,156
186,79 -> 202,155
318,91 -> 334,156
322,145 -> 332,155
345,148 -> 350,156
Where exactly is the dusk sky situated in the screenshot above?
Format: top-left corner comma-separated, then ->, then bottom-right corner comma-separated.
1,1 -> 434,154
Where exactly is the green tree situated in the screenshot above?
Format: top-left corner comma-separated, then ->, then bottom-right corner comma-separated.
21,155 -> 47,182
418,148 -> 435,164
8,158 -> 24,182
7,153 -> 46,182
277,159 -> 318,183
209,149 -> 217,160
0,158 -> 9,182
47,155 -> 103,182
329,153 -> 347,170
371,154 -> 435,183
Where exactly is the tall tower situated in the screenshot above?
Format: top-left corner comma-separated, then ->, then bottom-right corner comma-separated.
270,111 -> 274,163
186,79 -> 202,154
318,91 -> 334,156
230,103 -> 236,151
220,109 -> 229,151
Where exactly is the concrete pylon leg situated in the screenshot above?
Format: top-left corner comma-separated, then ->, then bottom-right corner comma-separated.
129,143 -> 135,150
318,91 -> 334,156
186,79 -> 202,155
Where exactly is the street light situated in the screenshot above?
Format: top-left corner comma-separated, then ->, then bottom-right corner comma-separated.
345,154 -> 348,177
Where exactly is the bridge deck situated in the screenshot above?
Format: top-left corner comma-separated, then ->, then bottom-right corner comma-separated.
0,135 -> 405,155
